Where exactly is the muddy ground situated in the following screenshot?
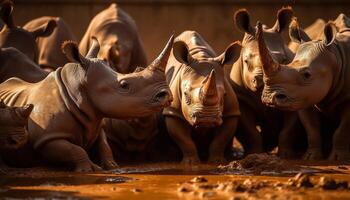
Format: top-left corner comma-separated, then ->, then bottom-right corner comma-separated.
1,154 -> 350,200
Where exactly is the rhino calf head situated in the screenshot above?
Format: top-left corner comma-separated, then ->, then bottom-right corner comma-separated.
0,0 -> 56,62
172,39 -> 240,127
234,7 -> 294,92
62,35 -> 173,119
0,102 -> 33,150
258,19 -> 338,110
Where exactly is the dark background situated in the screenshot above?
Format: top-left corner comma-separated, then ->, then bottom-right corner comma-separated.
10,0 -> 350,61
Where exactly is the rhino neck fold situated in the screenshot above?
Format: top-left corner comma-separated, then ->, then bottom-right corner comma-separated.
55,67 -> 102,148
316,41 -> 346,111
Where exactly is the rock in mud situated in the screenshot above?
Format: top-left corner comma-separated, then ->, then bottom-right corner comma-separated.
218,154 -> 291,174
288,173 -> 313,188
189,176 -> 208,183
317,176 -> 348,190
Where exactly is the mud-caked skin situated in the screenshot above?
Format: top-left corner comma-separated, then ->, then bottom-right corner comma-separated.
0,0 -> 56,62
79,3 -> 147,73
0,102 -> 33,151
163,31 -> 241,165
228,8 -> 301,157
0,47 -> 48,83
259,13 -> 350,161
24,16 -> 77,71
0,35 -> 174,172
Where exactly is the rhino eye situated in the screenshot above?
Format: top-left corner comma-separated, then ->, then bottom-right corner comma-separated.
302,71 -> 312,80
119,80 -> 130,91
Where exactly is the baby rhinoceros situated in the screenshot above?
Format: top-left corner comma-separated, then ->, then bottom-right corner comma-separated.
0,35 -> 174,172
164,31 -> 241,165
0,102 -> 33,151
259,13 -> 350,161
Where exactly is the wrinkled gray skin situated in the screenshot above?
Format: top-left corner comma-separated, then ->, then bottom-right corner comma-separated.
79,3 -> 147,73
0,102 -> 33,151
260,13 -> 350,161
164,31 -> 241,165
229,8 -> 302,157
0,36 -> 173,171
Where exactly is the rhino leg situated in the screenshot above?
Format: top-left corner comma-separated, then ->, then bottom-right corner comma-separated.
235,105 -> 263,154
39,139 -> 102,172
278,112 -> 299,159
298,107 -> 323,160
165,116 -> 200,165
208,117 -> 238,164
96,129 -> 118,170
329,107 -> 350,161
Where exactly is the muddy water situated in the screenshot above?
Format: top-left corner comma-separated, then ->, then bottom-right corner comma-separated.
1,162 -> 350,200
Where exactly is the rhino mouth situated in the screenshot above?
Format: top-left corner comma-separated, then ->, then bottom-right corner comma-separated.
190,105 -> 223,127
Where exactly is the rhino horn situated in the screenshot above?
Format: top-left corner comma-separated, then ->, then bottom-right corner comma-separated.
148,34 -> 174,72
256,21 -> 279,76
201,70 -> 219,105
86,37 -> 100,58
16,104 -> 34,119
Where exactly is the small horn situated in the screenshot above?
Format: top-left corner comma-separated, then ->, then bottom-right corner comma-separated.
148,34 -> 174,72
86,37 -> 100,58
256,21 -> 279,76
16,104 -> 34,119
201,70 -> 219,106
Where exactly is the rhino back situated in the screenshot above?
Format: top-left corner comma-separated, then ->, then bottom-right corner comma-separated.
24,16 -> 77,69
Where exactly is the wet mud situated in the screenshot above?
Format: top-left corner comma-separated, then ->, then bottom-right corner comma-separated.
1,154 -> 350,199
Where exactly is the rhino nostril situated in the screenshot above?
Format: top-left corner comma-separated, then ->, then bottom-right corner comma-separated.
275,93 -> 287,101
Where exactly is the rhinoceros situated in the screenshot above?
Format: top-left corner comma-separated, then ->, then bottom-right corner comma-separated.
0,102 -> 33,150
23,16 -> 77,71
229,8 -> 304,157
0,35 -> 174,171
163,31 -> 241,165
0,0 -> 56,62
259,13 -> 350,161
79,3 -> 147,73
288,18 -> 326,53
0,47 -> 48,83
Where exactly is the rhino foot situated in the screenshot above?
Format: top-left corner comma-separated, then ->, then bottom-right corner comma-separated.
181,156 -> 200,166
303,148 -> 323,160
101,159 -> 119,170
75,160 -> 102,172
328,149 -> 350,162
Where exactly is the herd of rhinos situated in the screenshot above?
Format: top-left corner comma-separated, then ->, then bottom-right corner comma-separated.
0,0 -> 349,172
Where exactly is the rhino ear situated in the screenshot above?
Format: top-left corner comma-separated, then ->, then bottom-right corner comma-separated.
214,41 -> 241,66
173,40 -> 192,65
289,18 -> 311,44
323,22 -> 337,46
234,9 -> 254,35
31,19 -> 57,38
272,6 -> 294,33
62,41 -> 88,67
0,0 -> 14,29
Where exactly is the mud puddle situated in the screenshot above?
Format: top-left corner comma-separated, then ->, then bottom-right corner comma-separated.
1,154 -> 350,199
